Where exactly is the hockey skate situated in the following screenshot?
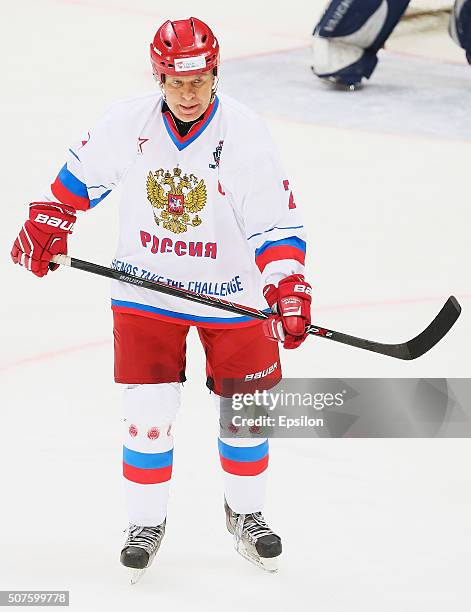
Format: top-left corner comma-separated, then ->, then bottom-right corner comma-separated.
224,500 -> 281,573
311,67 -> 362,91
120,520 -> 166,584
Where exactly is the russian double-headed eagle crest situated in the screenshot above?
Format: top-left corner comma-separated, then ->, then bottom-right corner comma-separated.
146,167 -> 207,234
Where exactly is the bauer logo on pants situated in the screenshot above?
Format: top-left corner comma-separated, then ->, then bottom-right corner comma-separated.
244,362 -> 278,382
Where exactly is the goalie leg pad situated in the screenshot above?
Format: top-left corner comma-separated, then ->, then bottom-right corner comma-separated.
450,0 -> 471,64
312,0 -> 411,86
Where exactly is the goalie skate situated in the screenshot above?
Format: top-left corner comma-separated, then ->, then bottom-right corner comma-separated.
313,68 -> 363,91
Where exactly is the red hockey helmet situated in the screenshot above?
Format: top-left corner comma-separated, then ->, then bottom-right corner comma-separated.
150,17 -> 220,82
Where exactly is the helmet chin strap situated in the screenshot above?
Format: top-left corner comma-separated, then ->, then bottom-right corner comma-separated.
155,76 -> 166,101
210,75 -> 219,102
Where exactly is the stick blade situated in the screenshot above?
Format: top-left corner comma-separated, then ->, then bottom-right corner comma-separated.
402,296 -> 461,360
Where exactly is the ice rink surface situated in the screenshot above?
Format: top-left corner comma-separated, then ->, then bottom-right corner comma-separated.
1,1 -> 470,610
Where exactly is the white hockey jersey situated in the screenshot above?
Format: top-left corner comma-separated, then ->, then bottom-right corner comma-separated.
43,92 -> 307,328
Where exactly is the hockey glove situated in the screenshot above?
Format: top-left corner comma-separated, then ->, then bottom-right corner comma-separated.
11,202 -> 76,277
263,274 -> 312,349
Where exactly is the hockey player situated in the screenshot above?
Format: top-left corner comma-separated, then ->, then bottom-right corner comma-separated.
10,18 -> 311,579
311,0 -> 471,89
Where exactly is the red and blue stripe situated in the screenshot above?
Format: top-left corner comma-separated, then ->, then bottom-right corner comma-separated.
255,236 -> 306,273
123,446 -> 173,485
162,97 -> 219,151
51,163 -> 111,210
112,299 -> 270,328
218,439 -> 269,476
51,164 -> 90,210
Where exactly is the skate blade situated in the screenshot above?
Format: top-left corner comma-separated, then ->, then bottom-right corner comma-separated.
129,568 -> 146,585
235,542 -> 280,573
320,78 -> 362,92
312,70 -> 362,91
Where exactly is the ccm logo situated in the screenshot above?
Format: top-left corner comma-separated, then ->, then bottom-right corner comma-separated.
244,362 -> 278,381
294,284 -> 312,296
34,213 -> 74,232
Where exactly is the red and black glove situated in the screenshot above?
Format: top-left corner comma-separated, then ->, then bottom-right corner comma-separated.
263,274 -> 312,349
11,202 -> 76,277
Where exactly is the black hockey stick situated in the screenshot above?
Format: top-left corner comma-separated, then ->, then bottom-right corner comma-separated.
51,255 -> 461,360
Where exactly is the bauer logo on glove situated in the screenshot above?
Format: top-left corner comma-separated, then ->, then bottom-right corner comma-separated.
33,211 -> 75,231
262,274 -> 312,349
11,202 -> 76,278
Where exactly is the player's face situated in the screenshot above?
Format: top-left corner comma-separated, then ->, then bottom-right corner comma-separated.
163,71 -> 214,121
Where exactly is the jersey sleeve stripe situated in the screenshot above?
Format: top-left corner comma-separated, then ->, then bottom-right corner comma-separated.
247,225 -> 304,241
255,236 -> 306,257
90,190 -> 112,208
255,237 -> 306,273
56,164 -> 89,198
68,148 -> 81,162
51,164 -> 90,210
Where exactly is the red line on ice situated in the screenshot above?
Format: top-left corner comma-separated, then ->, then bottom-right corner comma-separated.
1,294 -> 468,373
0,339 -> 111,374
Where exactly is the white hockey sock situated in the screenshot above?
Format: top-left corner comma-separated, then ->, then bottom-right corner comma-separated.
218,436 -> 269,514
122,383 -> 180,526
214,391 -> 269,513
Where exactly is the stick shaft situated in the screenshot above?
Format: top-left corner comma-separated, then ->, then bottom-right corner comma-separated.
51,254 -> 269,320
51,254 -> 461,361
